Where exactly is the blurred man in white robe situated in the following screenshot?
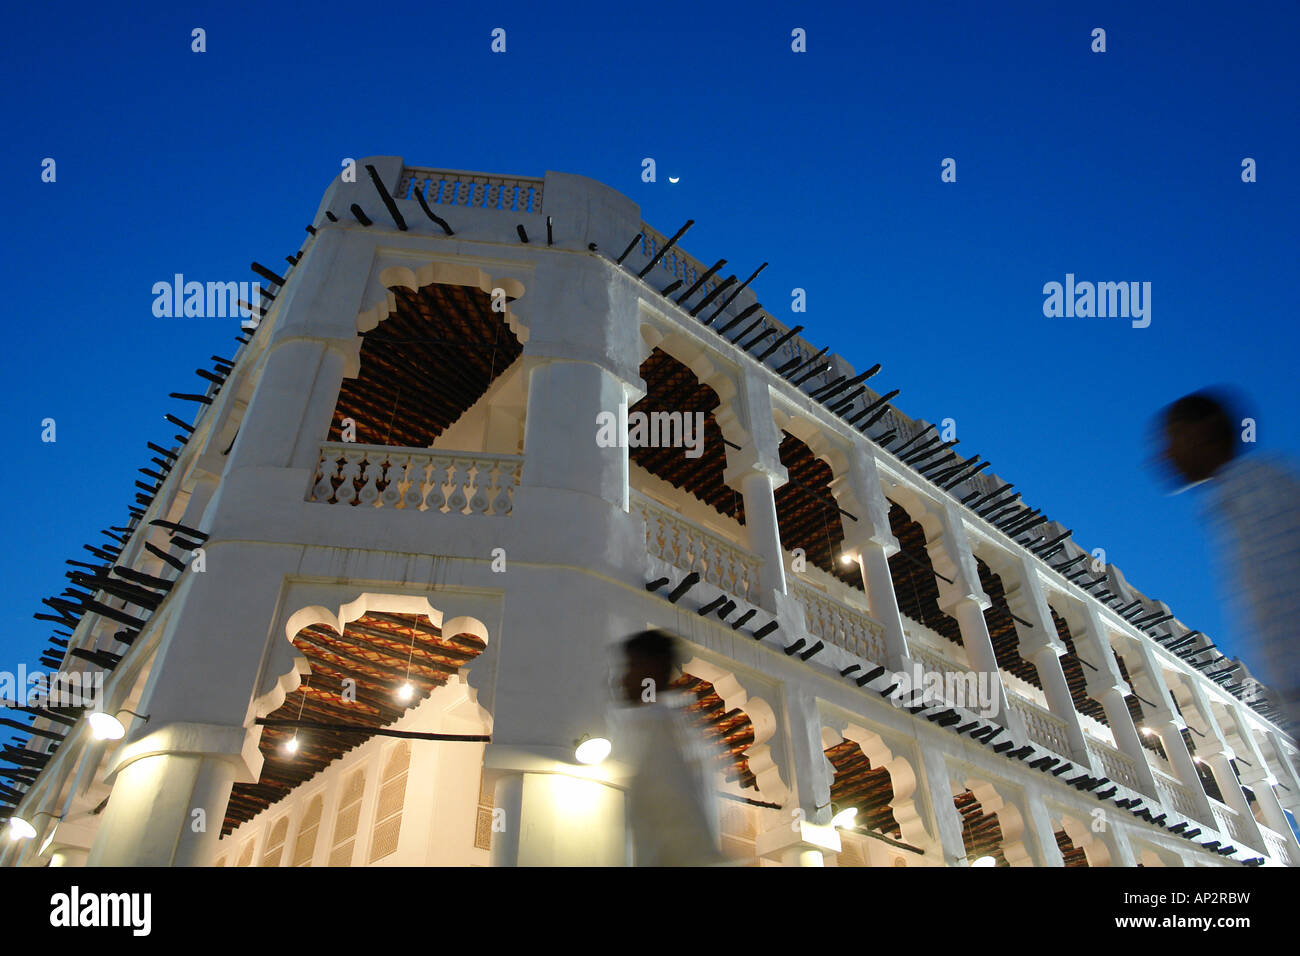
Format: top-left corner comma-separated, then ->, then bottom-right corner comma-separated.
612,629 -> 728,866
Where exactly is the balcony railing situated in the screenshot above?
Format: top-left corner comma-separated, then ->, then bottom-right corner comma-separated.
1208,797 -> 1253,851
395,166 -> 543,213
791,580 -> 887,664
1008,693 -> 1072,757
311,443 -> 521,516
1151,766 -> 1200,820
1259,824 -> 1293,866
633,491 -> 760,603
1087,737 -> 1143,792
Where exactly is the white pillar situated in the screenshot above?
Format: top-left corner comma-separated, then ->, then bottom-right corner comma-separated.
1223,707 -> 1300,861
836,448 -> 910,672
87,749 -> 240,866
740,469 -> 789,602
1130,638 -> 1216,824
931,503 -> 1024,740
1262,729 -> 1300,815
1022,779 -> 1066,866
919,749 -> 967,865
1182,678 -> 1267,851
784,685 -> 833,825
723,369 -> 790,611
1076,605 -> 1160,798
521,358 -> 631,510
1002,554 -> 1090,765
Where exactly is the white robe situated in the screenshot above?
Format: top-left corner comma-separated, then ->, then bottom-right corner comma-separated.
613,693 -> 729,866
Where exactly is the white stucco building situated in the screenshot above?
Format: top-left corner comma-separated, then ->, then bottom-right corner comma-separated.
4,158 -> 1298,867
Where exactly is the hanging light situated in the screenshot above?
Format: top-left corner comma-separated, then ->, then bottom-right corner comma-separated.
971,855 -> 997,867
281,674 -> 311,757
574,734 -> 611,765
398,626 -> 418,703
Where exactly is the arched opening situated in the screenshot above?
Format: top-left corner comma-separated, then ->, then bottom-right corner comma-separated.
954,788 -> 1009,867
223,609 -> 487,834
330,280 -> 524,450
1054,827 -> 1090,867
824,739 -> 902,840
974,557 -> 1042,692
629,348 -> 740,520
886,501 -> 962,646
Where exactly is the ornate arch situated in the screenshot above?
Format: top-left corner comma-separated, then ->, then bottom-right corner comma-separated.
823,722 -> 928,849
677,657 -> 788,803
359,261 -> 527,341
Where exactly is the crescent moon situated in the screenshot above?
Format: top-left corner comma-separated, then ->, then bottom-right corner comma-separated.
668,176 -> 680,183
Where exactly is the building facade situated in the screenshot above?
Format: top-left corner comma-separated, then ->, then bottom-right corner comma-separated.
4,157 -> 1298,867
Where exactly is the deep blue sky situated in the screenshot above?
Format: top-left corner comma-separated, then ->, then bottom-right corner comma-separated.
1,2 -> 1296,677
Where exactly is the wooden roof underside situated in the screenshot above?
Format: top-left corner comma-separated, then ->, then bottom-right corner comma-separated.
329,282 -> 522,448
222,611 -> 485,834
671,673 -> 759,791
825,739 -> 902,839
954,788 -> 1010,866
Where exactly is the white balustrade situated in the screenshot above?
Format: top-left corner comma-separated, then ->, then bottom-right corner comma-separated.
792,581 -> 887,664
1008,693 -> 1072,756
311,443 -> 520,516
1260,825 -> 1292,865
396,167 -> 543,213
1209,798 -> 1250,849
1151,767 -> 1200,820
632,492 -> 760,603
1087,737 -> 1142,791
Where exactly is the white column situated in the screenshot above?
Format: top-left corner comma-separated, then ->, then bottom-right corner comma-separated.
1262,729 -> 1300,815
1076,605 -> 1160,798
1101,818 -> 1139,866
1130,639 -> 1215,824
521,358 -> 631,510
740,469 -> 789,602
931,503 -> 1025,740
225,337 -> 357,471
1182,679 -> 1267,851
919,749 -> 968,865
1225,709 -> 1300,861
1002,554 -> 1090,765
723,369 -> 790,610
784,685 -> 833,826
1022,779 -> 1066,866
836,448 -> 910,672
87,749 -> 240,866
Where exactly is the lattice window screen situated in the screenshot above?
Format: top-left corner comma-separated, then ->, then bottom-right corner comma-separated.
260,816 -> 290,867
368,742 -> 411,862
474,770 -> 495,850
235,839 -> 255,867
291,795 -> 323,867
329,767 -> 368,867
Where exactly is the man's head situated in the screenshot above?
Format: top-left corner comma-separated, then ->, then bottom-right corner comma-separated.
620,629 -> 679,704
1159,389 -> 1242,485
